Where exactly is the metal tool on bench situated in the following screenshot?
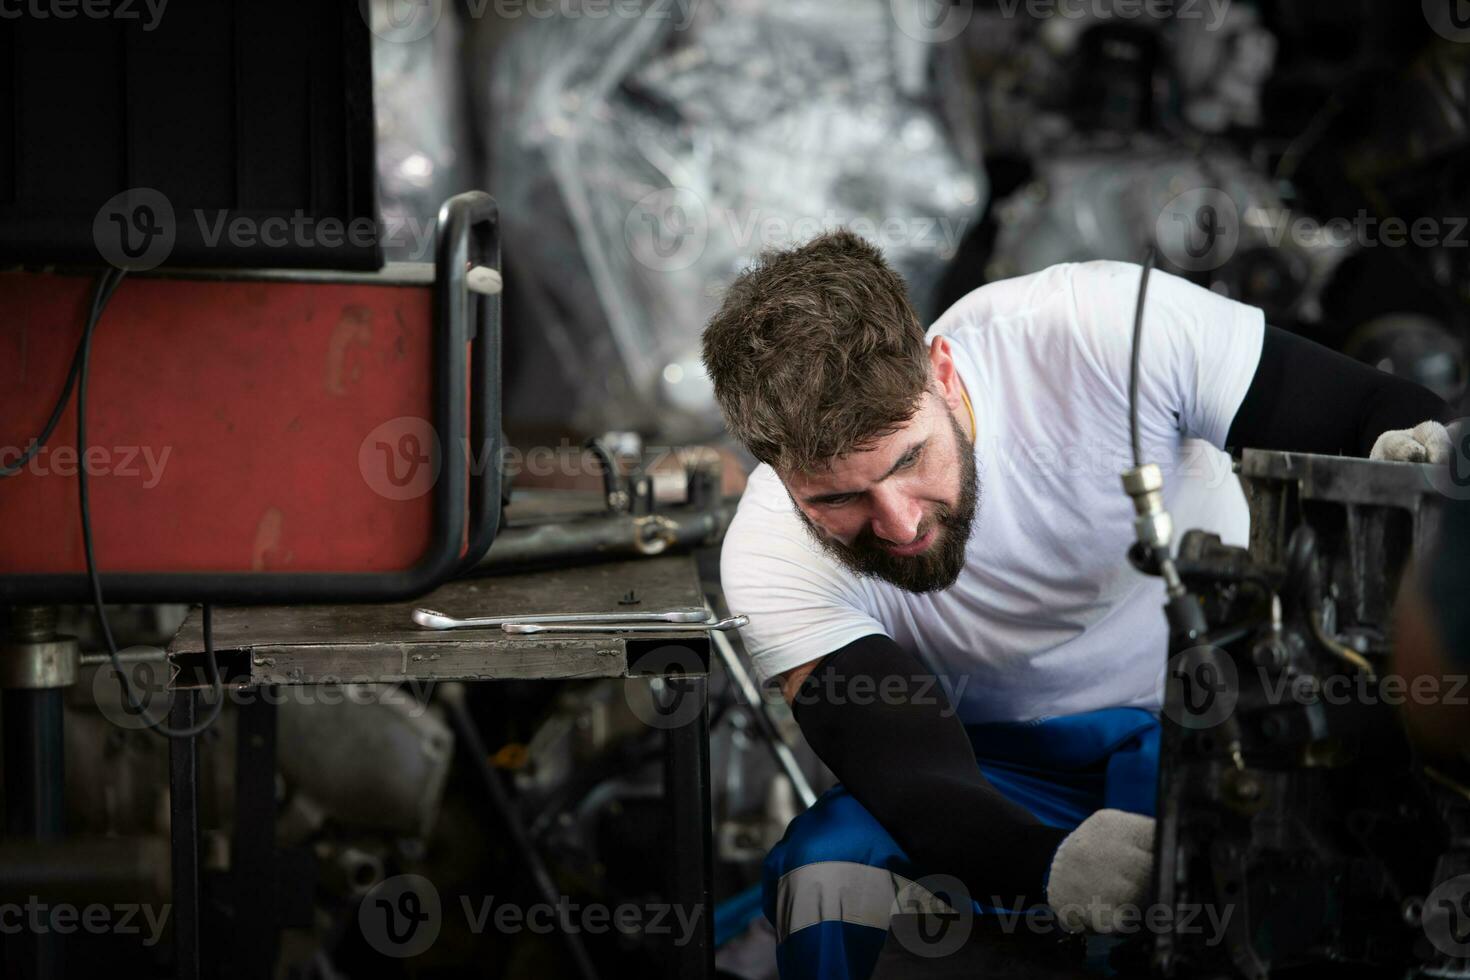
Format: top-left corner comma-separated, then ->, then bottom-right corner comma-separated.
413,607 -> 710,630
501,615 -> 748,634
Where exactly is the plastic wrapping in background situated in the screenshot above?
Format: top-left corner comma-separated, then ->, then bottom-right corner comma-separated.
484,0 -> 986,439
372,7 -> 472,264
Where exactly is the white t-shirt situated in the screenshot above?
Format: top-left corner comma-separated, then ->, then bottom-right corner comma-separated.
720,261 -> 1265,724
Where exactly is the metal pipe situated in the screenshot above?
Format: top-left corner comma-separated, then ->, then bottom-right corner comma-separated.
473,504 -> 736,575
81,648 -> 166,666
0,837 -> 170,906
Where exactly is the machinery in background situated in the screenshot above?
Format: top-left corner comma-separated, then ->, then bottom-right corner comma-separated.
935,3 -> 1469,411
482,0 -> 984,439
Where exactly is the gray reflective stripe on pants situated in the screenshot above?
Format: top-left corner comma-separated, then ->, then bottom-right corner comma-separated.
774,861 -> 958,943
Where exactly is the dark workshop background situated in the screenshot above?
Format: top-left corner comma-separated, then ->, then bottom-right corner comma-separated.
1,0 -> 1468,978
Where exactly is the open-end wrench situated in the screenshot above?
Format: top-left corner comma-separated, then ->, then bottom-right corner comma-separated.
501,615 -> 749,635
413,608 -> 709,630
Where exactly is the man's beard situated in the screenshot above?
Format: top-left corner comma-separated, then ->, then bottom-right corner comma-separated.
796,410 -> 979,594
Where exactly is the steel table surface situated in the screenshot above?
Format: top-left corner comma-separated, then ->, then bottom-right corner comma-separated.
164,554 -> 715,980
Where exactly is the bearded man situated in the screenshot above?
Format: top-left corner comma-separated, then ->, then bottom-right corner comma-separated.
701,231 -> 1451,980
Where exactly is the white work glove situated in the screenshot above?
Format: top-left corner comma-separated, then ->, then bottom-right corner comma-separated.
1045,809 -> 1155,933
1370,420 -> 1453,464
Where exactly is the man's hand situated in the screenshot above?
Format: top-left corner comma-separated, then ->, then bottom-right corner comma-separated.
1046,809 -> 1155,933
1370,420 -> 1453,464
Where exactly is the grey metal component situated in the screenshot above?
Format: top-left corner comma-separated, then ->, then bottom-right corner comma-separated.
1153,448 -> 1461,977
708,626 -> 818,810
414,607 -> 707,630
1242,448 -> 1447,516
0,638 -> 79,689
473,503 -> 736,574
1,607 -> 79,690
1122,462 -> 1175,553
1242,449 -> 1445,635
79,647 -> 166,666
279,690 -> 455,839
501,615 -> 747,635
318,845 -> 385,900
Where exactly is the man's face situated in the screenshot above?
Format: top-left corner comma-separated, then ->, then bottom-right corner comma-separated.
782,389 -> 979,593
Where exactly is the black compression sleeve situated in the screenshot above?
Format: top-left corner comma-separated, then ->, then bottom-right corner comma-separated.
790,634 -> 1069,908
1225,325 -> 1449,457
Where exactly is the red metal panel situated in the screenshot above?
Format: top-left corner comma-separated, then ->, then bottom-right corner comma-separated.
0,272 -> 444,574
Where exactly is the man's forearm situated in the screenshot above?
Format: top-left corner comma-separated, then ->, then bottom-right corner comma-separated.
789,634 -> 1068,907
1225,325 -> 1450,457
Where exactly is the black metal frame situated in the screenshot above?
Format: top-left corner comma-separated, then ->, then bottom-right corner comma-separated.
1,192 -> 503,604
661,672 -> 716,973
169,692 -> 201,980
166,650 -> 715,980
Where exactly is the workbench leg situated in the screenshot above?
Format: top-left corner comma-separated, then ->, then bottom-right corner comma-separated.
228,689 -> 278,980
2,688 -> 66,980
663,669 -> 714,979
169,689 -> 201,980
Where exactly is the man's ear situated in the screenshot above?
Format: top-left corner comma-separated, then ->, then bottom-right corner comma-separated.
928,337 -> 967,418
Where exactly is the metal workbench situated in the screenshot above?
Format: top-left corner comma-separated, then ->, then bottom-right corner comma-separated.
165,554 -> 715,979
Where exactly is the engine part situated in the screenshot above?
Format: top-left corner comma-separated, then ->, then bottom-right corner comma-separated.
473,501 -> 737,574
317,843 -> 386,901
276,686 -> 454,840
1145,450 -> 1466,979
